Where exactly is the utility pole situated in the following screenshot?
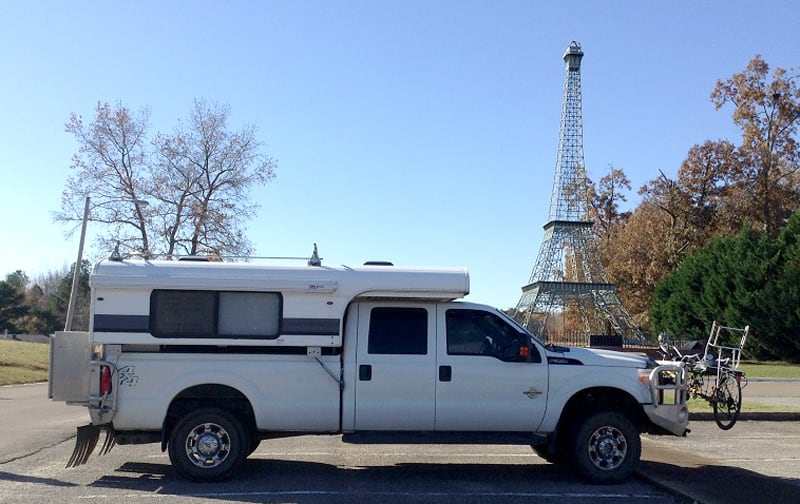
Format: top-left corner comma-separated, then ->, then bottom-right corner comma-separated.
64,196 -> 89,332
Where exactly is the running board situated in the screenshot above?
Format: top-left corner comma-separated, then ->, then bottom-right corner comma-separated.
342,431 -> 547,446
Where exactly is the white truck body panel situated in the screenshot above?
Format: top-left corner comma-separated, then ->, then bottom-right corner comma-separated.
538,357 -> 653,432
349,302 -> 437,430
433,303 -> 548,431
109,353 -> 342,431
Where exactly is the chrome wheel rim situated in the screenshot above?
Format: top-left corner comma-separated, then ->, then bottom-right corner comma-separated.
185,422 -> 231,468
587,426 -> 627,471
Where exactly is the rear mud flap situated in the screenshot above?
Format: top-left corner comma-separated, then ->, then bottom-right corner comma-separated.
66,424 -> 116,468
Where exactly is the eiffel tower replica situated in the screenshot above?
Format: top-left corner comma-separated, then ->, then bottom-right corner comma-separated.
515,41 -> 645,345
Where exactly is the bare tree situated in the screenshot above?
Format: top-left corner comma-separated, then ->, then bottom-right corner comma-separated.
150,99 -> 276,258
56,99 -> 276,259
57,101 -> 151,255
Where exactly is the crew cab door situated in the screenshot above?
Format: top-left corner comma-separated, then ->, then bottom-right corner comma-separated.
435,306 -> 548,431
353,302 -> 437,430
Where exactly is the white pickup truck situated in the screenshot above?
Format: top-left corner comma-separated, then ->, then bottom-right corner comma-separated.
50,252 -> 688,484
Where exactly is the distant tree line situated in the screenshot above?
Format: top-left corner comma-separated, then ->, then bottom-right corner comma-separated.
0,262 -> 90,335
590,55 -> 800,361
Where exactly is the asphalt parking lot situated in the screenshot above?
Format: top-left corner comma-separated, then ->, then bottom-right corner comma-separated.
1,435 -> 683,504
640,419 -> 800,503
638,378 -> 800,503
2,381 -> 799,503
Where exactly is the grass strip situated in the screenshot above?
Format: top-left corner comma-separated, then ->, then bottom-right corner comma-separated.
0,339 -> 49,386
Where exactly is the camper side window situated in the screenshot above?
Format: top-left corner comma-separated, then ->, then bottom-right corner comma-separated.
150,290 -> 281,338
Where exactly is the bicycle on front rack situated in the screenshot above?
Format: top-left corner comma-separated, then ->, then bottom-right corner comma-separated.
658,321 -> 749,430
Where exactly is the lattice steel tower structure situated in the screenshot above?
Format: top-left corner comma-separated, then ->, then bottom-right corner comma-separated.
515,41 -> 644,344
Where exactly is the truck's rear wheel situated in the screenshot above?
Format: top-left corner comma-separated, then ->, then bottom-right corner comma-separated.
569,411 -> 640,484
168,407 -> 249,481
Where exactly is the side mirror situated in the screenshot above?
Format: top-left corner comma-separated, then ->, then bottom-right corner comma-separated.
525,341 -> 542,363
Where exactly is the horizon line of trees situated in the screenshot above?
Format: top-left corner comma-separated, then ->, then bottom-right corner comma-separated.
0,262 -> 90,335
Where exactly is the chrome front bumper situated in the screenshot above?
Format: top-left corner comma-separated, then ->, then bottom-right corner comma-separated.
645,364 -> 690,436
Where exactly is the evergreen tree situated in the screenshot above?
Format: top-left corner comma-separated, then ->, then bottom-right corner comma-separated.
0,281 -> 28,333
652,215 -> 800,362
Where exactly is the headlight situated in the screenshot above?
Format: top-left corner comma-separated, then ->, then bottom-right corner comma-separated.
638,369 -> 652,387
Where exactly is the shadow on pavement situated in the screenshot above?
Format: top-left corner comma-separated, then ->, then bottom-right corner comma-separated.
86,458 -> 665,504
0,470 -> 78,488
639,459 -> 800,504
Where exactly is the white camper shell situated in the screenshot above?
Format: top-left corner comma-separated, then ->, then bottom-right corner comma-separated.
89,259 -> 470,348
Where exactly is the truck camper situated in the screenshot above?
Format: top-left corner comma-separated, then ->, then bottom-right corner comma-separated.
50,246 -> 688,484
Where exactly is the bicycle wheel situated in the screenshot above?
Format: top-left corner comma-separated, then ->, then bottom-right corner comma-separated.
712,373 -> 742,430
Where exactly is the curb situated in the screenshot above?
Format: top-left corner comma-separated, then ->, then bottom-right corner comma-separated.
690,411 -> 800,422
746,377 -> 800,382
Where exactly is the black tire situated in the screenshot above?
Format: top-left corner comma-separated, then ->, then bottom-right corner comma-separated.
713,374 -> 742,430
247,435 -> 261,457
168,407 -> 250,481
568,411 -> 641,484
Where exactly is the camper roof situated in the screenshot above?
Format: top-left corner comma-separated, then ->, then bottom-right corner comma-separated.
91,259 -> 470,301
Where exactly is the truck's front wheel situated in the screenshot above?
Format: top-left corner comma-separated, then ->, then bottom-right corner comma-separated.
569,411 -> 640,484
168,407 -> 249,481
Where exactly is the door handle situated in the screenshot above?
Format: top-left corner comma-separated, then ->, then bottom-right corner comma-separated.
439,365 -> 452,382
359,364 -> 372,381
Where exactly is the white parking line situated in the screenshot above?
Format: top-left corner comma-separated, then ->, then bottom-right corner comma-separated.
724,458 -> 800,462
252,452 -> 539,457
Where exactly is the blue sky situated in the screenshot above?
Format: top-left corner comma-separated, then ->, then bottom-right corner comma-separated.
1,0 -> 798,309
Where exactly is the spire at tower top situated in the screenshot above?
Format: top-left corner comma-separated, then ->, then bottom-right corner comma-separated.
563,41 -> 583,70
547,40 -> 587,223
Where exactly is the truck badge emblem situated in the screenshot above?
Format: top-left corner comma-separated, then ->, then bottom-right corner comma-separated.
523,387 -> 542,399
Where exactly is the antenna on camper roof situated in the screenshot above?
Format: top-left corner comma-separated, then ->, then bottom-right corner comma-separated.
308,243 -> 322,267
109,242 -> 123,262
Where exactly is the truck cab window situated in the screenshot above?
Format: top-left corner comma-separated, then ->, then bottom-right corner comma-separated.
446,309 -> 534,362
368,307 -> 428,355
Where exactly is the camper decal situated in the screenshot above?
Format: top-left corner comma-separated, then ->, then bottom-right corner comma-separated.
118,366 -> 140,387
